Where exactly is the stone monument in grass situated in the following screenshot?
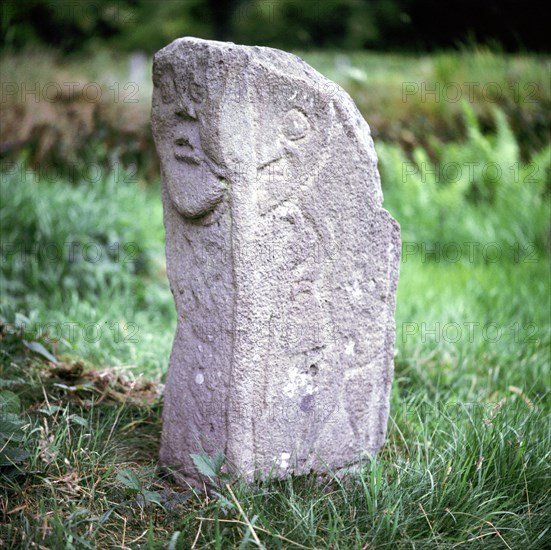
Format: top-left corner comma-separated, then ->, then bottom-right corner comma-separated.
151,37 -> 400,487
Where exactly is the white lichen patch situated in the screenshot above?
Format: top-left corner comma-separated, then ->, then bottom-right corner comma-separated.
280,452 -> 291,469
195,372 -> 204,384
282,366 -> 316,397
345,340 -> 355,355
345,277 -> 364,302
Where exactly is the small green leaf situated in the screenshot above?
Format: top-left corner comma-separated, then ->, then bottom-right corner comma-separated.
0,447 -> 30,466
142,489 -> 163,507
212,450 -> 225,473
37,405 -> 64,416
190,452 -> 219,479
0,391 -> 20,414
23,340 -> 58,364
0,418 -> 26,442
88,508 -> 114,525
213,491 -> 235,512
116,469 -> 142,492
14,312 -> 30,329
68,414 -> 88,427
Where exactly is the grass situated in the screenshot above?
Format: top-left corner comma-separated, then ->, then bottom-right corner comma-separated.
0,169 -> 174,372
1,51 -> 550,547
1,260 -> 549,548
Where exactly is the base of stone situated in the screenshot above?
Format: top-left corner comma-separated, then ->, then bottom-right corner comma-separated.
160,453 -> 379,495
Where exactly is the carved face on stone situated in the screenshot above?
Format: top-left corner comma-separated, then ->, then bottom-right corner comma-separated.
152,46 -> 337,219
152,59 -> 227,223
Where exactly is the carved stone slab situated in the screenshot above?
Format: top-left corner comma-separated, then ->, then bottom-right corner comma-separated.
151,37 -> 400,486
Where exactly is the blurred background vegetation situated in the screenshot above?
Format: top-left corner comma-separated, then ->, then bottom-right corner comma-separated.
1,2 -> 550,547
2,0 -> 550,53
1,0 -> 549,179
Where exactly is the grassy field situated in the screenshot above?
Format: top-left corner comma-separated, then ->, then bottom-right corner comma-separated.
1,50 -> 550,548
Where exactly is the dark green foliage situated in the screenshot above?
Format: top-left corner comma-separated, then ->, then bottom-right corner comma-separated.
2,0 -> 549,53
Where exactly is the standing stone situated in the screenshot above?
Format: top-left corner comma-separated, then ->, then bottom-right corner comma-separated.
151,37 -> 400,487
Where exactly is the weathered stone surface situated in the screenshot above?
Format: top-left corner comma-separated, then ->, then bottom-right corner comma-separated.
151,37 -> 400,487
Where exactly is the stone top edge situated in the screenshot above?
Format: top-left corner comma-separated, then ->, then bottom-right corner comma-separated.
155,36 -> 300,58
153,36 -> 336,86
